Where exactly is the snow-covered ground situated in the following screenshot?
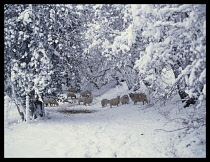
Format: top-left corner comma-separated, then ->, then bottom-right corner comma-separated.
4,82 -> 206,158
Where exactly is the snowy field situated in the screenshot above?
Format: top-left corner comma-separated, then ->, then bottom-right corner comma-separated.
4,82 -> 206,158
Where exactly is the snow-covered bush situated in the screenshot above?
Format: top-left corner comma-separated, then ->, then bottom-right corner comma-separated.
127,4 -> 206,108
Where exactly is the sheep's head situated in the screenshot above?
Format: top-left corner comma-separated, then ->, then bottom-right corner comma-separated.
124,95 -> 129,98
129,93 -> 134,98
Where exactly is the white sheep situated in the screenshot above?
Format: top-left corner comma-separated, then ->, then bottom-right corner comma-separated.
83,97 -> 93,106
101,99 -> 110,108
67,92 -> 76,99
44,98 -> 59,106
109,96 -> 120,108
120,95 -> 129,105
80,90 -> 91,97
129,93 -> 148,105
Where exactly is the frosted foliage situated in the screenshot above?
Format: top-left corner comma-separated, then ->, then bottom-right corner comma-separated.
112,25 -> 134,53
140,4 -> 152,14
131,4 -> 144,28
202,84 -> 206,96
199,68 -> 206,83
130,4 -> 206,105
17,9 -> 32,25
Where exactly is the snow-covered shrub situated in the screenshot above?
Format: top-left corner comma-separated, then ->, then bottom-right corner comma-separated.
127,4 -> 206,108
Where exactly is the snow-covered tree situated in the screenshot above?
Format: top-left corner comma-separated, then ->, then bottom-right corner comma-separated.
126,4 -> 206,107
4,4 -> 85,121
4,4 -> 52,120
81,4 -> 140,90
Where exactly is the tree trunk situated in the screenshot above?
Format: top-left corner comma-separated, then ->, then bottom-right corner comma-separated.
26,95 -> 30,122
4,96 -> 9,126
11,82 -> 45,122
28,90 -> 45,120
171,63 -> 197,108
34,100 -> 45,118
14,102 -> 25,121
11,82 -> 26,121
177,85 -> 188,102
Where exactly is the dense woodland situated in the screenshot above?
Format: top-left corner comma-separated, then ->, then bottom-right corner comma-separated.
4,4 -> 206,121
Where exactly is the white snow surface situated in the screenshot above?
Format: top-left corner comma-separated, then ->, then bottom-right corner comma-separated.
4,82 -> 206,158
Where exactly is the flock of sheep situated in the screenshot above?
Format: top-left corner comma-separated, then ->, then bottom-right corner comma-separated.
101,93 -> 148,108
43,89 -> 93,107
43,88 -> 148,108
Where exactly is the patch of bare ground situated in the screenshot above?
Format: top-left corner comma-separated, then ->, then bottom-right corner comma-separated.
57,109 -> 97,114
